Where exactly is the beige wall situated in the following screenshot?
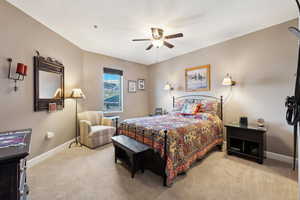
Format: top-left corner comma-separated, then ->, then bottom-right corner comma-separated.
82,51 -> 149,120
0,1 -> 83,158
148,19 -> 298,156
0,1 -> 149,159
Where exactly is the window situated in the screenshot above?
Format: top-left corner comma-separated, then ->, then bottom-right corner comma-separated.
103,68 -> 123,112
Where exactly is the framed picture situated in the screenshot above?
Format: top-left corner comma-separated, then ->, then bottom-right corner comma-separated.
185,65 -> 211,92
137,79 -> 145,90
128,80 -> 137,93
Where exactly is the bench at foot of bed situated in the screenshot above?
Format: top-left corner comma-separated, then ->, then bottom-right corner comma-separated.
112,135 -> 150,178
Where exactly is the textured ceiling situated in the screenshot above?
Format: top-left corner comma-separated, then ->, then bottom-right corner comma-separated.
7,0 -> 298,65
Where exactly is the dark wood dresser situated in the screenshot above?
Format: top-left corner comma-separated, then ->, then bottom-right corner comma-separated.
0,129 -> 31,200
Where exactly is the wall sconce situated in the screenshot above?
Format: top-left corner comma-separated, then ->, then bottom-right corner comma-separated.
7,58 -> 28,91
222,73 -> 236,86
164,82 -> 174,91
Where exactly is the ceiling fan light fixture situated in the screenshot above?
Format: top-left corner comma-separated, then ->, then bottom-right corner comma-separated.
132,28 -> 183,50
154,29 -> 160,38
152,39 -> 164,48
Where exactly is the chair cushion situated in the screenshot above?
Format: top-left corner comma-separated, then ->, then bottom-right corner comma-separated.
89,125 -> 116,137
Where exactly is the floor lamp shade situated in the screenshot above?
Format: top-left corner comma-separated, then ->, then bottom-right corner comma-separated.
70,88 -> 85,99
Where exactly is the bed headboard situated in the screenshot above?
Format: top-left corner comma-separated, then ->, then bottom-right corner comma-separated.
172,95 -> 223,120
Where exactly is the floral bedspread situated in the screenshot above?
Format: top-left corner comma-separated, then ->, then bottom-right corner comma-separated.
119,113 -> 223,186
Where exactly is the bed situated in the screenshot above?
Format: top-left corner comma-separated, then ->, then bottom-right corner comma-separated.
118,95 -> 224,186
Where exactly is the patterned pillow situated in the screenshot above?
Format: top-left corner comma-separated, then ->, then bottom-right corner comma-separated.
199,100 -> 218,115
194,104 -> 202,114
180,103 -> 199,115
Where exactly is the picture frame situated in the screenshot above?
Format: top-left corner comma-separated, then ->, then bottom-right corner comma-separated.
137,79 -> 145,90
128,80 -> 137,93
185,64 -> 211,92
48,103 -> 57,112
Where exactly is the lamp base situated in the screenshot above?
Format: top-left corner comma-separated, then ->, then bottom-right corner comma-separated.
69,139 -> 82,148
69,98 -> 82,149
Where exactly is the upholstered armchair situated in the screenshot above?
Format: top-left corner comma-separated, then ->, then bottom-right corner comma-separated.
78,111 -> 116,149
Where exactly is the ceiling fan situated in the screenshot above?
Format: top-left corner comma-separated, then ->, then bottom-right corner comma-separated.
132,28 -> 184,50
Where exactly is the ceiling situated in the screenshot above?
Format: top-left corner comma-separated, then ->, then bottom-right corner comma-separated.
7,0 -> 298,65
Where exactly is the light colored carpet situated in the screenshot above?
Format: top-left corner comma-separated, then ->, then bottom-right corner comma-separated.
28,144 -> 298,200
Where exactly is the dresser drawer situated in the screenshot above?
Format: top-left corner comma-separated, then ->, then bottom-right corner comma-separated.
227,127 -> 263,142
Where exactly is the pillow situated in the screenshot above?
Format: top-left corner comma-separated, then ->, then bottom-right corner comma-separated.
194,104 -> 202,114
180,103 -> 200,115
198,100 -> 218,115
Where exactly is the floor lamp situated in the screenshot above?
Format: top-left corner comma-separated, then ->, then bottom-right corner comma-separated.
68,88 -> 85,148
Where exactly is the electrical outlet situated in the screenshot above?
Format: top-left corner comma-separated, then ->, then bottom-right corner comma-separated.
46,132 -> 55,139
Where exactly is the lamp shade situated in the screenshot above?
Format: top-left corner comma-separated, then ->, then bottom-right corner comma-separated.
70,88 -> 85,99
222,74 -> 235,86
164,83 -> 173,91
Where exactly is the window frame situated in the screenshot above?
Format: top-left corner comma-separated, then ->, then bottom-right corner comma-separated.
103,69 -> 124,114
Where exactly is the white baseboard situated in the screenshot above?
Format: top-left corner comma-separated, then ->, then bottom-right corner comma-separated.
223,141 -> 296,164
27,139 -> 75,168
266,151 -> 297,164
27,140 -> 296,168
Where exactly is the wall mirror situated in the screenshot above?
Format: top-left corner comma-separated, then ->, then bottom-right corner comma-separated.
34,56 -> 64,111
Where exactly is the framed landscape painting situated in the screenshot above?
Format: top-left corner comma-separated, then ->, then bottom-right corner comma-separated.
185,65 -> 211,92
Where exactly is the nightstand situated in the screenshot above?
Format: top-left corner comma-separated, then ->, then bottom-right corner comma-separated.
225,123 -> 267,164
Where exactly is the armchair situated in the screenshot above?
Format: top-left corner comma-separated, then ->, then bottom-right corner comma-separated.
78,111 -> 116,149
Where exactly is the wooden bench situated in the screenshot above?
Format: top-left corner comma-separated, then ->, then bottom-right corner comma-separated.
111,135 -> 150,178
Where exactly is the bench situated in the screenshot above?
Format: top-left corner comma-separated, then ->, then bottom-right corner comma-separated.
111,135 -> 150,178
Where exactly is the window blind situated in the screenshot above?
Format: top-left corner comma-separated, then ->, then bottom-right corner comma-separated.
103,67 -> 123,76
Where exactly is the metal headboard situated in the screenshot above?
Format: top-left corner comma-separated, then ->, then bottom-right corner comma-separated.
172,95 -> 223,120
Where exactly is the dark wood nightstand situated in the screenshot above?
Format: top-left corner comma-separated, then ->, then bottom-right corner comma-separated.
225,123 -> 267,164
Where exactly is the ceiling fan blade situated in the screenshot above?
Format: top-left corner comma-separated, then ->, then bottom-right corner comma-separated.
164,41 -> 174,48
165,33 -> 184,39
132,39 -> 151,41
146,44 -> 153,50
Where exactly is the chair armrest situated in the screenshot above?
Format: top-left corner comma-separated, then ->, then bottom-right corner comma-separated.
79,120 -> 92,134
101,118 -> 113,126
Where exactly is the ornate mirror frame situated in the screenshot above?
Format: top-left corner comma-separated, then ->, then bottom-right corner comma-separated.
34,56 -> 65,111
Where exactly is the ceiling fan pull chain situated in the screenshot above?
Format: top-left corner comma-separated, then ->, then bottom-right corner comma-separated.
156,47 -> 159,63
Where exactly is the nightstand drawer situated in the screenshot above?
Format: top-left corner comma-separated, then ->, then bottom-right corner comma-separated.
227,127 -> 263,142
